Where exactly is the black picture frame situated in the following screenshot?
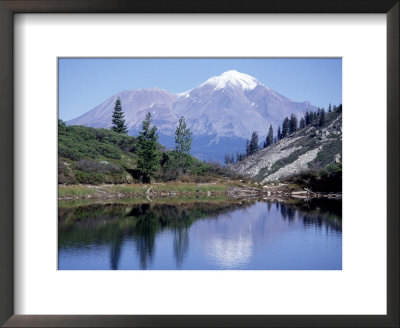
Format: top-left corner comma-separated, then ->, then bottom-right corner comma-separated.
0,0 -> 398,327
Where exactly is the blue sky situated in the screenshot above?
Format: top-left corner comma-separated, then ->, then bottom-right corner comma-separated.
59,58 -> 342,121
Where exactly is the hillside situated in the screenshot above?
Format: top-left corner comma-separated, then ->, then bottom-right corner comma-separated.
58,120 -> 138,184
58,120 -> 240,185
231,107 -> 342,187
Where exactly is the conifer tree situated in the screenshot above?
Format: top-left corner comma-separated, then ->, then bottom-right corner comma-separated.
175,116 -> 192,155
282,117 -> 290,138
277,126 -> 282,140
305,110 -> 311,125
224,154 -> 230,165
312,111 -> 318,122
319,108 -> 326,127
328,103 -> 332,112
246,139 -> 250,156
249,131 -> 259,155
136,112 -> 160,183
111,97 -> 128,134
174,116 -> 193,173
289,114 -> 298,134
224,154 -> 235,165
265,124 -> 274,148
299,117 -> 306,129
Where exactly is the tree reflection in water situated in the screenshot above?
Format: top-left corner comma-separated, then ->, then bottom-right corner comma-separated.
59,198 -> 341,270
110,234 -> 123,270
173,227 -> 189,269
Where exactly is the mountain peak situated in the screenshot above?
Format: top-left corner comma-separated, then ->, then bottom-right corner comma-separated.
68,70 -> 316,161
204,70 -> 259,91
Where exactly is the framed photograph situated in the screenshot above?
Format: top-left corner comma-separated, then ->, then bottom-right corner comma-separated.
57,57 -> 343,271
0,0 -> 398,327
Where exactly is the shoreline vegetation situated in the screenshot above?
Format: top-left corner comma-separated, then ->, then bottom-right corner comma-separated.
58,181 -> 342,201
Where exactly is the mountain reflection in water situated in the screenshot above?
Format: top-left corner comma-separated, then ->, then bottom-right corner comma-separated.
58,199 -> 342,270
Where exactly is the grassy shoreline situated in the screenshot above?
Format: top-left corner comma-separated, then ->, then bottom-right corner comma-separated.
58,181 -> 244,200
58,181 -> 342,202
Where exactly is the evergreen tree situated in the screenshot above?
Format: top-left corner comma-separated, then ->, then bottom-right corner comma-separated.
299,117 -> 306,129
282,117 -> 290,138
237,153 -> 242,162
289,114 -> 298,134
277,126 -> 282,140
136,112 -> 160,183
174,116 -> 193,173
246,139 -> 250,156
111,97 -> 128,134
305,110 -> 311,125
224,154 -> 235,165
224,154 -> 231,165
265,124 -> 274,148
175,116 -> 192,155
328,103 -> 332,112
319,108 -> 326,127
312,111 -> 318,122
249,131 -> 259,155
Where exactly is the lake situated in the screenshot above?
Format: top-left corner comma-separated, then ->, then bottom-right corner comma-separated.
58,198 -> 342,270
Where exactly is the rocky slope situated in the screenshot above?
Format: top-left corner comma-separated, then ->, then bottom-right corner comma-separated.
231,109 -> 342,183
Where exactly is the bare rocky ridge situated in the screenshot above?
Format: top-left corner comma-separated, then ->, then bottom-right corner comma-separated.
231,111 -> 342,183
264,148 -> 320,183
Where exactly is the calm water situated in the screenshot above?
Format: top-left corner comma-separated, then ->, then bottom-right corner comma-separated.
58,198 -> 342,270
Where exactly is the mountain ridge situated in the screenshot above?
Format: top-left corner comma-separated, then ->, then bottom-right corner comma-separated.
67,70 -> 318,161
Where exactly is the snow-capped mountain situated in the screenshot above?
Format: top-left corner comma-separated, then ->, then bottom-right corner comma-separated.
173,70 -> 312,139
67,70 -> 316,161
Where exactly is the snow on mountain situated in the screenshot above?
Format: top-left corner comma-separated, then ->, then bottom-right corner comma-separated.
202,69 -> 259,91
173,70 -> 313,140
67,71 -> 317,161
